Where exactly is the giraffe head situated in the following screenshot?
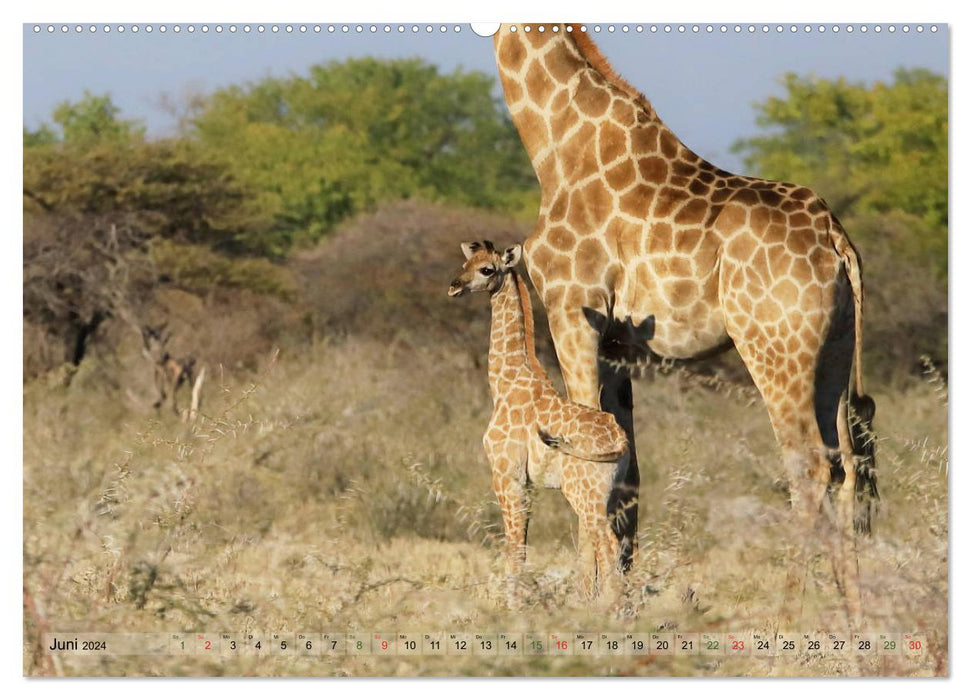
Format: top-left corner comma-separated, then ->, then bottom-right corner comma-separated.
447,241 -> 522,297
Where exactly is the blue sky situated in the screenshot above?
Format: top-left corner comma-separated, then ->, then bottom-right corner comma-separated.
22,23 -> 948,172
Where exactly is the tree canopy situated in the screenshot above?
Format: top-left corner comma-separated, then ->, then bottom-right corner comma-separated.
189,57 -> 536,254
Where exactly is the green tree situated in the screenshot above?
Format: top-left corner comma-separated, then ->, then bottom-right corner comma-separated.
733,69 -> 947,274
25,91 -> 144,148
190,57 -> 535,253
24,138 -> 270,253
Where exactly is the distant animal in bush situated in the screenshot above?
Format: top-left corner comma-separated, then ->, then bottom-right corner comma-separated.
448,240 -> 629,600
141,324 -> 196,415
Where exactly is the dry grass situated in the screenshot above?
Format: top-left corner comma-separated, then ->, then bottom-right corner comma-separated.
22,331 -> 948,677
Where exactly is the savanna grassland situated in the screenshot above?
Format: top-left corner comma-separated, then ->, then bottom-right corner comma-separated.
23,203 -> 948,677
24,59 -> 947,677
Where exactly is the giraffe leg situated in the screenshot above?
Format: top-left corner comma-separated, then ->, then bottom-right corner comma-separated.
778,440 -> 832,624
560,461 -> 597,599
545,305 -> 639,573
730,331 -> 835,624
489,454 -> 530,606
600,365 -> 639,573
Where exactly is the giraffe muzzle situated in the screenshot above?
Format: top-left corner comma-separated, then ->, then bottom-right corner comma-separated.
448,281 -> 467,297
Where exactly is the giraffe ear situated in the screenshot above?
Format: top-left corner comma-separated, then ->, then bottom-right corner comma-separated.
460,241 -> 481,260
501,244 -> 522,269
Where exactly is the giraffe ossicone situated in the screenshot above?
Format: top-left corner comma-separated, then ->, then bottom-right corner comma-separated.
492,23 -> 877,624
448,241 -> 629,601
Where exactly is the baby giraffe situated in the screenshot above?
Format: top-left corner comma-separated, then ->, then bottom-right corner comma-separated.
448,240 -> 630,600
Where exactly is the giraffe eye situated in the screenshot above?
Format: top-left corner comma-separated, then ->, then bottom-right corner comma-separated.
479,266 -> 495,276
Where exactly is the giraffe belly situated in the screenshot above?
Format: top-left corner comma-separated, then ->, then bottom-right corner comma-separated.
646,312 -> 731,358
614,295 -> 730,360
527,436 -> 564,489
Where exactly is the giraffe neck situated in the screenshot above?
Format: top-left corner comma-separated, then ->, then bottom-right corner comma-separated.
488,271 -> 530,395
493,24 -> 683,192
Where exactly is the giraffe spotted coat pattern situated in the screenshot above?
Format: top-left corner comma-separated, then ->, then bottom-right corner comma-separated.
448,241 -> 629,599
492,24 -> 877,623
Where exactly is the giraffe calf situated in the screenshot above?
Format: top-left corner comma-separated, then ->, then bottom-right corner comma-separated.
448,240 -> 630,600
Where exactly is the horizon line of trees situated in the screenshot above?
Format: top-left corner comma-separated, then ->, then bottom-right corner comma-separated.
23,58 -> 947,379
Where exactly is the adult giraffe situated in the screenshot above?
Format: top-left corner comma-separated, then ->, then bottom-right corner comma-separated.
492,23 -> 876,622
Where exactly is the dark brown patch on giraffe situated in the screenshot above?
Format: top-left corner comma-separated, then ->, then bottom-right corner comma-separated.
528,242 -> 555,277
619,184 -> 655,217
698,170 -> 716,184
809,247 -> 836,282
807,199 -> 825,215
575,72 -> 611,117
638,156 -> 668,183
790,256 -> 813,284
598,122 -> 627,165
689,180 -> 710,196
647,221 -> 674,254
548,226 -> 576,251
561,122 -> 598,180
604,217 -> 638,259
677,227 -> 703,253
767,243 -> 789,272
781,200 -> 802,213
702,204 -> 724,228
631,124 -> 659,153
668,256 -> 692,277
672,160 -> 696,177
714,203 -> 748,235
659,130 -> 680,159
653,186 -> 691,218
749,206 -> 771,234
498,33 -> 527,72
788,228 -> 814,256
516,107 -> 548,157
544,47 -> 585,83
727,234 -> 756,261
525,60 -> 556,108
610,100 -> 636,126
664,279 -> 697,307
568,179 -> 613,231
535,153 -> 557,187
772,279 -> 799,307
575,238 -> 608,284
605,159 -> 636,191
524,27 -> 550,49
789,211 -> 812,229
754,298 -> 782,323
551,105 -> 581,142
765,222 -> 787,245
548,191 -> 569,221
543,284 -> 565,310
674,198 -> 708,225
549,89 -> 569,112
670,176 -> 690,188
503,79 -> 523,104
508,388 -> 530,404
566,285 -> 588,309
732,189 -> 760,207
791,187 -> 815,201
711,187 -> 732,204
758,189 -> 784,207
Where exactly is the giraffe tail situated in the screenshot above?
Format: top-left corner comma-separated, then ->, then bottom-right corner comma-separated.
831,221 -> 879,534
537,427 -> 627,463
